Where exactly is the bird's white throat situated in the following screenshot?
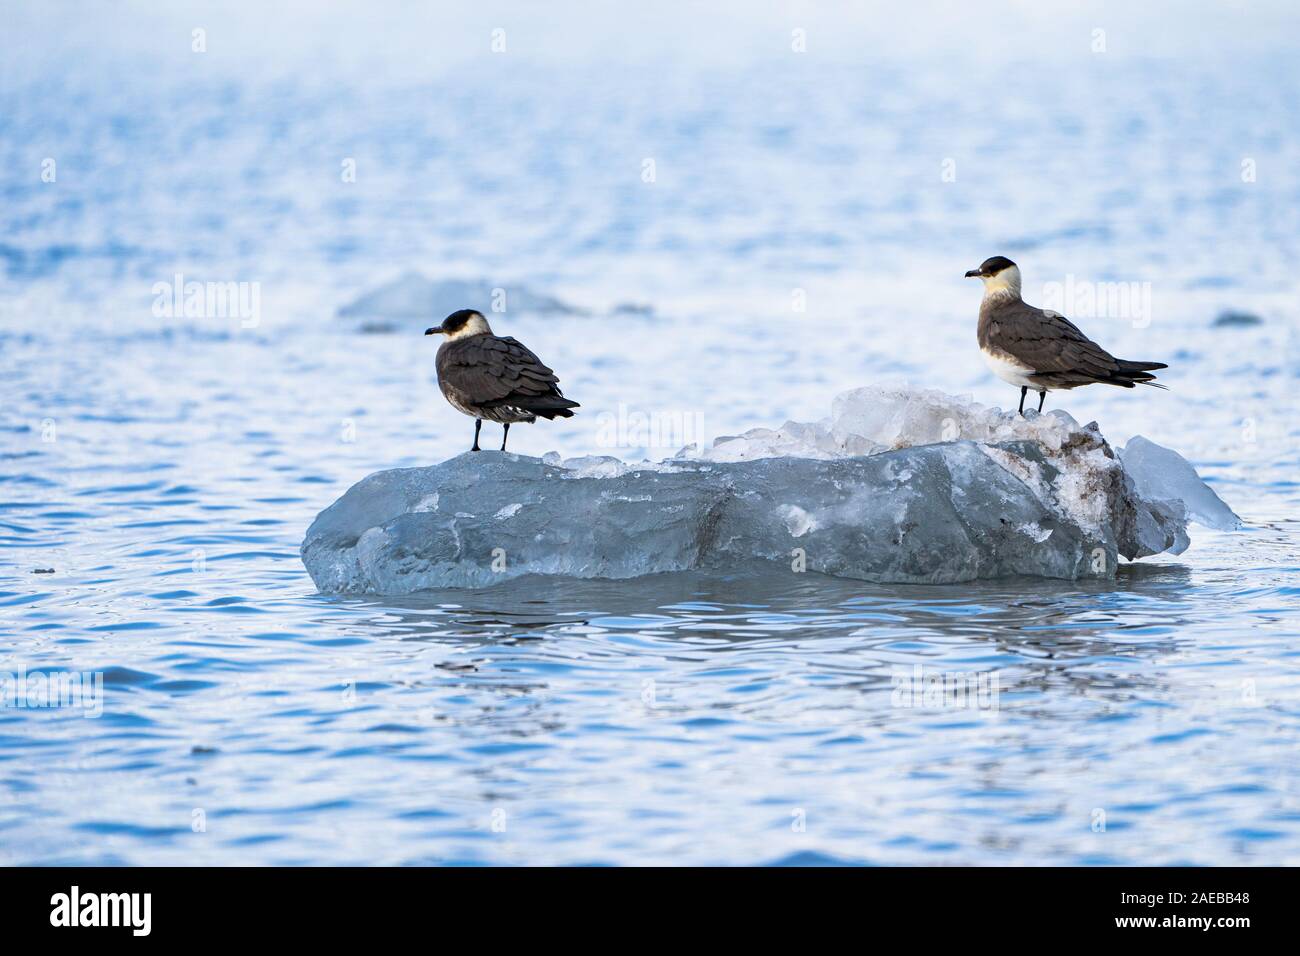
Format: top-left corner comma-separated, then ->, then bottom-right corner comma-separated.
446,313 -> 495,341
980,265 -> 1023,300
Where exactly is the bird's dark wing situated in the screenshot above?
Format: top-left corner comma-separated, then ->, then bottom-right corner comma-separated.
987,300 -> 1124,385
437,335 -> 578,410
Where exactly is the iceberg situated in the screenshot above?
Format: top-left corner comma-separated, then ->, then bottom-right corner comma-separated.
338,272 -> 580,331
301,386 -> 1240,593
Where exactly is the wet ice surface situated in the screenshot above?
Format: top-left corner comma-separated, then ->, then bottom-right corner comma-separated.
2,6 -> 1300,865
302,388 -> 1237,592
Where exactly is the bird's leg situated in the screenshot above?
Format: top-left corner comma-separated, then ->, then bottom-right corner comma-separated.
1037,390 -> 1047,413
500,423 -> 510,452
471,419 -> 482,452
1018,386 -> 1027,416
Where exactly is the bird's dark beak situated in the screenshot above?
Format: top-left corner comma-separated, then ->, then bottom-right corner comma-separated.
964,269 -> 982,278
424,326 -> 443,335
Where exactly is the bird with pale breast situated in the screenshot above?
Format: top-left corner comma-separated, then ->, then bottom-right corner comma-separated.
424,309 -> 579,452
966,256 -> 1168,415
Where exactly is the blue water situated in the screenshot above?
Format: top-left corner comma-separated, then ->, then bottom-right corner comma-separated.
1,4 -> 1298,865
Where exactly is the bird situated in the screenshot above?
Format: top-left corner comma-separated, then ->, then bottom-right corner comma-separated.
424,309 -> 579,451
965,256 -> 1167,415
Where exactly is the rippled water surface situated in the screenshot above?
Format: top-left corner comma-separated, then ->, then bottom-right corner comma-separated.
2,4 -> 1299,865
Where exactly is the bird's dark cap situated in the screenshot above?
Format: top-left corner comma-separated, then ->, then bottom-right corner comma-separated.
966,255 -> 1017,278
426,309 -> 483,335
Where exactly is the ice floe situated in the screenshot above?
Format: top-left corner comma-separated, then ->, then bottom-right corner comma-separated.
302,386 -> 1239,592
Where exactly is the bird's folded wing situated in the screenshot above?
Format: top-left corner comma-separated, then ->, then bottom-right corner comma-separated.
441,335 -> 566,405
993,301 -> 1120,377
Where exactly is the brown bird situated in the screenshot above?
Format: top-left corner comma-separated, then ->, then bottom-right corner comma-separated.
965,256 -> 1167,415
424,309 -> 578,451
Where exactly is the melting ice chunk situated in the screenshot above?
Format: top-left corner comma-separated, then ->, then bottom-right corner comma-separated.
1119,436 -> 1241,531
301,386 -> 1240,593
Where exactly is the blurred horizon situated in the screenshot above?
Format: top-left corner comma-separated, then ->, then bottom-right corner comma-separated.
4,2 -> 1299,327
7,1 -> 1300,71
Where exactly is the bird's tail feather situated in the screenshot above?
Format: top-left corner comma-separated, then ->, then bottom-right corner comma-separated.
1115,358 -> 1168,388
524,397 -> 580,419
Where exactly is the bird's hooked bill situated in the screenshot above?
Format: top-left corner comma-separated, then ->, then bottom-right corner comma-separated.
964,268 -> 983,278
424,326 -> 443,335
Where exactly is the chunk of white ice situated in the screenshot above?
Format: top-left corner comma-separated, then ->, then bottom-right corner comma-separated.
1119,435 -> 1241,531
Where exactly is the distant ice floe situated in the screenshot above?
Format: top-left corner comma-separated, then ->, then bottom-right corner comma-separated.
1211,310 -> 1264,328
301,386 -> 1240,592
337,272 -> 582,331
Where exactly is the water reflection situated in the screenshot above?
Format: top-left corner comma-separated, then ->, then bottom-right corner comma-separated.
314,564 -> 1204,728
